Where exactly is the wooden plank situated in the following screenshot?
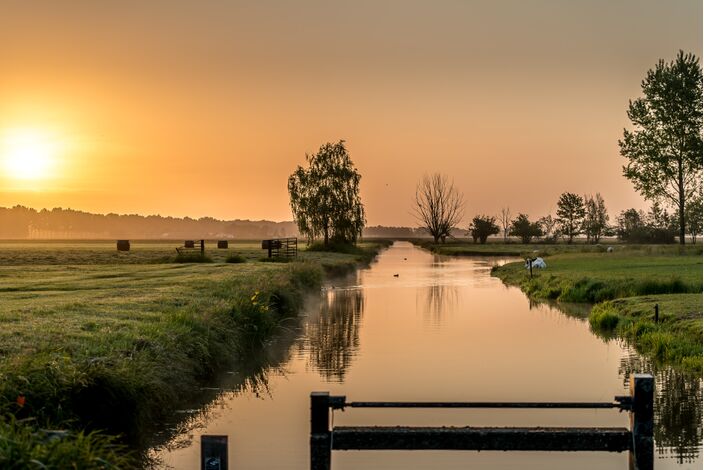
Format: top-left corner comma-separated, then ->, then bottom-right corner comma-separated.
331,426 -> 632,452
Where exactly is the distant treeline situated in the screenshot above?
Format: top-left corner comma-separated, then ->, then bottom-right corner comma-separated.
0,206 -> 429,240
0,206 -> 299,240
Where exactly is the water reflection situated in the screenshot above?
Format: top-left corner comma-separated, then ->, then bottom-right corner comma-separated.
420,284 -> 459,325
528,298 -> 593,319
300,287 -> 365,382
150,242 -> 701,469
146,326 -> 298,462
619,349 -> 703,463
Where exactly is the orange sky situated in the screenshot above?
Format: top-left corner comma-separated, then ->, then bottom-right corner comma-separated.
0,1 -> 701,226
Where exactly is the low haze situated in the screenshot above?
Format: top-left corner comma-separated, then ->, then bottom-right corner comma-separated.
1,0 -> 701,225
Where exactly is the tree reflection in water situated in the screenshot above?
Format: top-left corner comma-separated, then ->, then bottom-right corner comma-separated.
301,287 -> 365,382
420,284 -> 458,325
619,349 -> 702,463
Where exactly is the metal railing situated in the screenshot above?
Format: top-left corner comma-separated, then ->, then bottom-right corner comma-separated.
310,374 -> 653,470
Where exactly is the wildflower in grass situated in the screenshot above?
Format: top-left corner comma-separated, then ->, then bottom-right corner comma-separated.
16,395 -> 25,407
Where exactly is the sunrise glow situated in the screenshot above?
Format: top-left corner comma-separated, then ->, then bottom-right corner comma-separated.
1,128 -> 58,181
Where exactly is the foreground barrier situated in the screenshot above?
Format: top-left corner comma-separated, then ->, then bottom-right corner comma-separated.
311,374 -> 653,470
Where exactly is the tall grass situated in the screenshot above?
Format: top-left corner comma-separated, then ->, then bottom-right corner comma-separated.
0,416 -> 134,468
589,295 -> 702,372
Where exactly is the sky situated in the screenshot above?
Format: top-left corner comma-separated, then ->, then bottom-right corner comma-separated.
0,0 -> 701,226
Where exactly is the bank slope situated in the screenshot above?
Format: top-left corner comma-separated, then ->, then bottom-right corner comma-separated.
491,251 -> 702,372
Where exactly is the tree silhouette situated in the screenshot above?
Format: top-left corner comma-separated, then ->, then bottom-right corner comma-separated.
413,174 -> 464,243
619,51 -> 703,245
288,141 -> 366,246
556,192 -> 585,243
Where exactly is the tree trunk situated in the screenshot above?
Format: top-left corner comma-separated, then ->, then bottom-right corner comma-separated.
678,160 -> 686,245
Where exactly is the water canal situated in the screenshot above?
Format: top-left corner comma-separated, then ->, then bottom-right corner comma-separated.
150,241 -> 701,469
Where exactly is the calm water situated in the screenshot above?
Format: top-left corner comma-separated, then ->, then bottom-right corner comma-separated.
150,241 -> 702,469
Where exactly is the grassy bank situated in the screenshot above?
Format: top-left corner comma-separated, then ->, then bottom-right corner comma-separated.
590,294 -> 702,371
490,249 -> 702,372
0,240 -> 388,467
491,251 -> 702,303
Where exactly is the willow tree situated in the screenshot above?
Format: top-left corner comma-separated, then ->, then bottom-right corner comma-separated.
288,140 -> 365,246
619,51 -> 703,245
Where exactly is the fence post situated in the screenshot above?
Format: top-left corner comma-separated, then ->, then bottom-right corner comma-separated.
629,374 -> 654,470
654,304 -> 659,323
311,392 -> 331,470
201,435 -> 228,470
200,239 -> 205,255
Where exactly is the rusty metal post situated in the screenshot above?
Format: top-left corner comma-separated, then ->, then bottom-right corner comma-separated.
310,392 -> 331,470
629,374 -> 654,470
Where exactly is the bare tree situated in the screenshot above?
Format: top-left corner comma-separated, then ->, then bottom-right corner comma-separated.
499,207 -> 512,241
413,174 -> 465,243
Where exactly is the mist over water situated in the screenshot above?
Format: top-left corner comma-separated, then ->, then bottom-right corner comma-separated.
151,242 -> 701,469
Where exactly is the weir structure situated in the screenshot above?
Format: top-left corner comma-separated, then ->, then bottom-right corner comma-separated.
310,374 -> 653,470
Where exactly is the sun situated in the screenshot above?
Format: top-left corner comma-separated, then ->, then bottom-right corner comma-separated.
2,129 -> 57,180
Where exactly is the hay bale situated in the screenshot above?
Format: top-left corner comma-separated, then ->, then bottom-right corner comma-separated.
116,240 -> 130,251
184,240 -> 195,248
217,240 -> 228,249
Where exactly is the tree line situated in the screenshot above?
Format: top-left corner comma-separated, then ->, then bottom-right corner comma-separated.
0,206 -> 298,239
465,192 -> 700,245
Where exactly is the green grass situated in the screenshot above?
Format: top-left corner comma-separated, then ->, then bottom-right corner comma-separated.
491,251 -> 702,303
414,238 -> 702,258
0,239 -> 389,466
0,416 -> 133,469
589,295 -> 702,372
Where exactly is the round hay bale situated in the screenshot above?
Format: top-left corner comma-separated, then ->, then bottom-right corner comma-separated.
116,240 -> 130,251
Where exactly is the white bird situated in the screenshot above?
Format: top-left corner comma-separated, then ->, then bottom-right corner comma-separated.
525,257 -> 547,269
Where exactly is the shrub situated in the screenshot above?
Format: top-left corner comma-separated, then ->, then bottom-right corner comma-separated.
226,254 -> 246,263
589,308 -> 620,330
174,253 -> 212,263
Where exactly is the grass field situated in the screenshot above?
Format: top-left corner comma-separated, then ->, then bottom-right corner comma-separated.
415,238 -> 703,258
0,239 -> 389,467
